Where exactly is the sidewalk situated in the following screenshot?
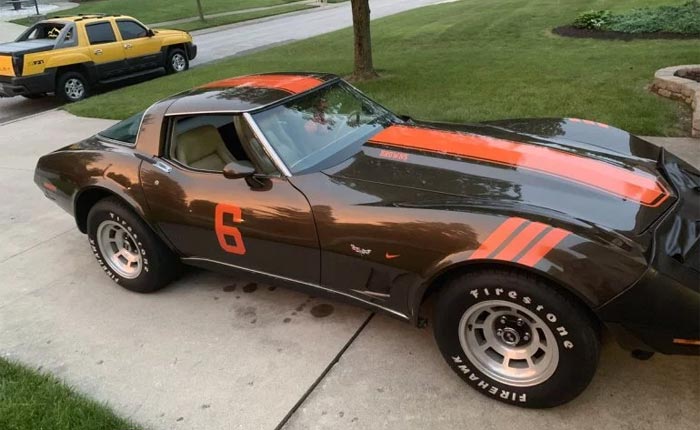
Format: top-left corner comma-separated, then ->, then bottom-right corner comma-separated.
149,0 -> 320,27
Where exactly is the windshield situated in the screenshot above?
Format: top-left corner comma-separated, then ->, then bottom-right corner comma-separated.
97,111 -> 144,145
251,82 -> 398,174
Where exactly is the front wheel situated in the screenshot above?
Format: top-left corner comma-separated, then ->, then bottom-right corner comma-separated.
433,269 -> 600,408
166,48 -> 189,74
87,197 -> 181,293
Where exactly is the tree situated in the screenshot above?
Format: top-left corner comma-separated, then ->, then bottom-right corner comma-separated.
196,0 -> 205,21
350,0 -> 378,81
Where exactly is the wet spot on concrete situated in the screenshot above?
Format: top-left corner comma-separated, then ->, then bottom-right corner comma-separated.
243,283 -> 258,293
96,360 -> 104,365
351,417 -> 358,423
236,306 -> 257,319
235,295 -> 240,299
247,380 -> 254,386
46,340 -> 51,344
213,296 -> 219,301
283,317 -> 291,323
176,417 -> 184,422
338,411 -> 345,418
268,286 -> 277,291
295,303 -> 306,312
310,303 -> 334,318
250,319 -> 257,324
201,404 -> 210,409
277,348 -> 283,353
223,284 -> 236,292
377,387 -> 384,393
321,410 -> 327,416
292,312 -> 297,316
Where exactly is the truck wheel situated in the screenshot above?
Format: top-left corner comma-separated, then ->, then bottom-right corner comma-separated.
56,71 -> 89,103
433,269 -> 600,408
87,197 -> 181,293
166,48 -> 189,74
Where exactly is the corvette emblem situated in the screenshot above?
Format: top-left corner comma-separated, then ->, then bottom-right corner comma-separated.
350,244 -> 371,256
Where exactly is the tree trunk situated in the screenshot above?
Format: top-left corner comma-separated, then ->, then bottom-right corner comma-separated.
350,0 -> 378,81
196,0 -> 205,21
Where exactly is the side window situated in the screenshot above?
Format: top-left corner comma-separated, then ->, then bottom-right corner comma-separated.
97,111 -> 144,145
116,20 -> 148,40
85,22 -> 117,45
168,115 -> 278,174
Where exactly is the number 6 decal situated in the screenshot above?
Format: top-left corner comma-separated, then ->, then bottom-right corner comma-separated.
215,203 -> 246,255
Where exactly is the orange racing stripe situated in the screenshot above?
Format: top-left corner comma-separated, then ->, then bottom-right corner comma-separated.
469,218 -> 571,268
517,228 -> 571,267
493,222 -> 549,262
369,125 -> 669,207
201,74 -> 324,94
468,217 -> 526,260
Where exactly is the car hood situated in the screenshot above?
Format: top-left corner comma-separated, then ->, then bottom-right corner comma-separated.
322,119 -> 675,236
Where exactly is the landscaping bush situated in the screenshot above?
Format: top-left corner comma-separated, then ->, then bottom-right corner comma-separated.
572,1 -> 700,34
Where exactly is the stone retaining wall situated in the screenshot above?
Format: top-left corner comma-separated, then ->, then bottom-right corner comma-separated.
651,65 -> 700,137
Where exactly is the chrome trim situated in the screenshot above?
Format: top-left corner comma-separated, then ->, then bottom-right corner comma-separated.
95,134 -> 137,148
182,257 -> 409,320
351,289 -> 391,299
163,109 -> 249,116
243,112 -> 292,177
133,103 -> 155,150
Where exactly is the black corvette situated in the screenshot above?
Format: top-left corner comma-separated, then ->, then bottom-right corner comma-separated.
34,73 -> 700,407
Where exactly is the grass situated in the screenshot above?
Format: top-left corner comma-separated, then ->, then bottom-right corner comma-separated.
171,4 -> 317,32
65,0 -> 697,136
12,0 -> 305,25
0,358 -> 140,430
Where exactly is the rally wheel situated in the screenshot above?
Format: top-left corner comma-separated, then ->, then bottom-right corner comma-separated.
86,197 -> 181,293
433,269 -> 600,408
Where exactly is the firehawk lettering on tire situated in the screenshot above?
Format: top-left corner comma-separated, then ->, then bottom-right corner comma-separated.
34,72 -> 700,407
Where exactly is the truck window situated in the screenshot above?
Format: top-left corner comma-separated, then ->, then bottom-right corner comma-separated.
116,20 -> 148,40
86,22 -> 117,45
19,22 -> 65,41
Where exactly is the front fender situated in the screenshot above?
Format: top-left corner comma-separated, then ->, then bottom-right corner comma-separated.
409,217 -> 650,321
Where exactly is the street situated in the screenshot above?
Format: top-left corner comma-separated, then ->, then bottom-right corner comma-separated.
0,110 -> 698,429
0,0 -> 444,124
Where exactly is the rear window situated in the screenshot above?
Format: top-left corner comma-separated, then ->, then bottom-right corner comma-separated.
86,22 -> 116,45
98,111 -> 144,145
19,22 -> 65,40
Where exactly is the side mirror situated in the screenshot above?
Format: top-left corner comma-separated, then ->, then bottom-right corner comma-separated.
147,29 -> 155,37
398,114 -> 414,123
223,161 -> 255,179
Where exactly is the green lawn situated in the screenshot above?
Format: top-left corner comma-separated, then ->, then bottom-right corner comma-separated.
13,0 -> 305,25
66,0 -> 697,136
0,358 -> 140,430
171,4 -> 317,32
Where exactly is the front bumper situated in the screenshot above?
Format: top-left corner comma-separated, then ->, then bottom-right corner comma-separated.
597,151 -> 700,355
0,71 -> 55,97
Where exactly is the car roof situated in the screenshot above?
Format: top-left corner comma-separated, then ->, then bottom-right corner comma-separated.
43,14 -> 128,24
163,72 -> 339,116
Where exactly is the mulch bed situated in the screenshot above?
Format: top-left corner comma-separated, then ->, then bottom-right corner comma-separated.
552,26 -> 700,41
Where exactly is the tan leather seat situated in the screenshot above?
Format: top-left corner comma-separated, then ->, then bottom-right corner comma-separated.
175,125 -> 234,171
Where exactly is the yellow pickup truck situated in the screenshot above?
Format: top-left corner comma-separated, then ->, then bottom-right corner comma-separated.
0,14 -> 196,102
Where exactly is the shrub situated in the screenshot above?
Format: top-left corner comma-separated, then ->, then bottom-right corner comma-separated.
571,1 -> 700,34
572,10 -> 613,30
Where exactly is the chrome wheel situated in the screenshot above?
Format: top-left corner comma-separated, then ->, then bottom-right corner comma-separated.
64,78 -> 85,100
96,220 -> 142,279
171,53 -> 187,72
459,300 -> 559,387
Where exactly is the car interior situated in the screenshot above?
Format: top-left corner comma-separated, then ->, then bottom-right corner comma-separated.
170,115 -> 256,172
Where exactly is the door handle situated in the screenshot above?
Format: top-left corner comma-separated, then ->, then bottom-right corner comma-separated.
94,49 -> 103,55
123,43 -> 133,49
135,153 -> 172,173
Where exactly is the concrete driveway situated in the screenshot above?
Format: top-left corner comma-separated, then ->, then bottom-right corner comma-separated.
0,110 -> 698,429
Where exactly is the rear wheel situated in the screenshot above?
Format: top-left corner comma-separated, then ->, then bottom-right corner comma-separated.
433,269 -> 600,408
166,48 -> 188,74
87,197 -> 181,293
56,71 -> 89,103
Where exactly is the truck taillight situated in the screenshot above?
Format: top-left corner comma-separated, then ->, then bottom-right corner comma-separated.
12,55 -> 22,76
